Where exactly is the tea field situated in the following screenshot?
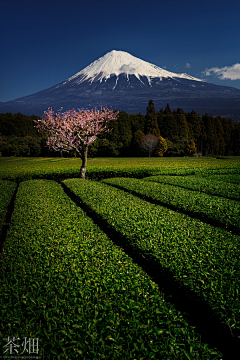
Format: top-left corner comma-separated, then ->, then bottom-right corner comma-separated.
0,157 -> 240,359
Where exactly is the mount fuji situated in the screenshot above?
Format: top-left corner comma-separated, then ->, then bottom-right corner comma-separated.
1,50 -> 240,119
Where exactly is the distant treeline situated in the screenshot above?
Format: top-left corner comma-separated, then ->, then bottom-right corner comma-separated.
0,101 -> 240,157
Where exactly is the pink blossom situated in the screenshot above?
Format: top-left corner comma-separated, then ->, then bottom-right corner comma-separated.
34,106 -> 119,154
34,106 -> 119,178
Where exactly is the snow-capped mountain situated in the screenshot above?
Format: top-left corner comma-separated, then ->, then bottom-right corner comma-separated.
60,50 -> 203,86
1,50 -> 240,119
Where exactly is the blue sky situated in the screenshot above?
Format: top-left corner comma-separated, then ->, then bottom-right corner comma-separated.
1,0 -> 240,102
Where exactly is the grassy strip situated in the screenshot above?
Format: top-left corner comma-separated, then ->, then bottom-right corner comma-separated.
0,157 -> 240,181
0,180 -> 220,359
63,179 -> 240,341
102,177 -> 240,233
0,180 -> 16,227
143,175 -> 240,201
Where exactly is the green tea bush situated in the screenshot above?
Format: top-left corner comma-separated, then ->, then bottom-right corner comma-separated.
0,180 -> 220,359
200,174 -> 240,185
63,179 -> 240,341
143,175 -> 240,201
103,177 -> 240,233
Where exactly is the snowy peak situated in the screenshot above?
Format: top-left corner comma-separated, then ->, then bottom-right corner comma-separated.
1,48 -> 240,119
63,50 -> 203,85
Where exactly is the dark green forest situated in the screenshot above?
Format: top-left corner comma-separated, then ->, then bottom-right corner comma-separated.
1,100 -> 240,157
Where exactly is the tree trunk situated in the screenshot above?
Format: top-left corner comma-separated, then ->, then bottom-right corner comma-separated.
80,145 -> 88,179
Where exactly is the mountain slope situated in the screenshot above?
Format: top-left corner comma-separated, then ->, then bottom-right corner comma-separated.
1,50 -> 240,119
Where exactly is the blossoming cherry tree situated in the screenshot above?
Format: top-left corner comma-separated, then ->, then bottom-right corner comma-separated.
34,106 -> 119,178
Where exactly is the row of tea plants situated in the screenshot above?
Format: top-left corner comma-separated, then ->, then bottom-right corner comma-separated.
1,157 -> 240,358
102,177 -> 240,233
63,179 -> 240,341
0,179 -> 223,359
143,175 -> 240,201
